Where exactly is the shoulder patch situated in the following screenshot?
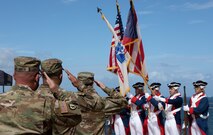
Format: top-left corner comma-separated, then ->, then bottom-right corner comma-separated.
69,104 -> 77,110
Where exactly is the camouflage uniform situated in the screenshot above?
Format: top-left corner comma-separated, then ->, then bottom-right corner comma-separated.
37,59 -> 99,135
38,84 -> 79,135
37,58 -> 78,135
0,56 -> 81,135
73,72 -> 128,135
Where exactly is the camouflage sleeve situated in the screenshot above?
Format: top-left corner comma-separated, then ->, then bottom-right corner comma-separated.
75,85 -> 105,111
39,87 -> 82,127
51,97 -> 82,127
76,91 -> 105,111
52,82 -> 86,100
52,88 -> 105,112
103,96 -> 128,115
52,88 -> 71,100
101,87 -> 123,99
76,81 -> 86,92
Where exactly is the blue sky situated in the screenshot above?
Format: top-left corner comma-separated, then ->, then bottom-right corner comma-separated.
0,0 -> 213,97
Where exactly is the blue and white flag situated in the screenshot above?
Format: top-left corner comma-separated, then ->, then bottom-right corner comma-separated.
101,13 -> 130,96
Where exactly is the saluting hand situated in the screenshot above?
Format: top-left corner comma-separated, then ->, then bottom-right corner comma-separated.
64,69 -> 78,87
94,80 -> 106,89
43,72 -> 59,93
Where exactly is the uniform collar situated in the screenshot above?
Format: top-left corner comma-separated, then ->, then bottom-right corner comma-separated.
16,84 -> 32,91
155,91 -> 161,96
40,84 -> 49,88
170,92 -> 181,99
193,92 -> 204,98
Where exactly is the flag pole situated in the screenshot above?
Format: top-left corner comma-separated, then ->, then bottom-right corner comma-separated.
129,58 -> 151,92
183,86 -> 188,135
116,0 -> 121,14
97,7 -> 119,48
98,6 -> 151,92
98,7 -> 130,96
130,0 -> 134,8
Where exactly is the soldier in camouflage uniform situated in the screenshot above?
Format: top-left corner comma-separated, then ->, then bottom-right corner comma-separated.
37,58 -> 64,99
37,58 -> 77,135
47,71 -> 128,135
0,56 -> 82,135
48,70 -> 106,135
74,72 -> 128,135
37,58 -> 99,135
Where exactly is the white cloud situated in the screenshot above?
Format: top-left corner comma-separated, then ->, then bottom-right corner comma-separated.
148,70 -> 211,84
149,71 -> 169,82
62,0 -> 77,3
181,72 -> 206,80
184,1 -> 213,10
188,20 -> 205,24
168,5 -> 179,10
138,10 -> 153,15
146,53 -> 213,87
0,48 -> 16,74
148,53 -> 213,63
0,47 -> 54,74
16,50 -> 35,55
169,1 -> 213,11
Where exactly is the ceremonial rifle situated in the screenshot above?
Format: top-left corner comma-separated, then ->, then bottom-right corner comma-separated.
183,86 -> 188,135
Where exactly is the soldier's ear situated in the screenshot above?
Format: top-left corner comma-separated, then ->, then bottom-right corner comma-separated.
59,73 -> 63,80
35,73 -> 40,82
13,72 -> 17,81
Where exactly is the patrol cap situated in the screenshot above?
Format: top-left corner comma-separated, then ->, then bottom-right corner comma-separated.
167,82 -> 181,90
14,56 -> 40,72
150,82 -> 161,90
193,80 -> 208,87
77,72 -> 94,85
41,58 -> 62,74
132,82 -> 144,90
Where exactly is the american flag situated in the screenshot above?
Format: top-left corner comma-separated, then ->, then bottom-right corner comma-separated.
100,4 -> 130,96
107,1 -> 124,74
122,0 -> 148,81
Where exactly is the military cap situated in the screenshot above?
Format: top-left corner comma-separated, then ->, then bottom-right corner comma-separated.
167,82 -> 181,89
77,72 -> 94,85
193,80 -> 208,87
14,56 -> 40,72
41,58 -> 63,74
78,72 -> 94,78
150,82 -> 161,90
132,82 -> 144,89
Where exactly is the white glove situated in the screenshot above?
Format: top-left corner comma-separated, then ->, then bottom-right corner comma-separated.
154,96 -> 166,102
126,92 -> 134,99
128,99 -> 132,105
183,105 -> 189,111
145,93 -> 150,98
144,103 -> 149,109
153,96 -> 160,101
159,97 -> 166,102
158,103 -> 163,110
